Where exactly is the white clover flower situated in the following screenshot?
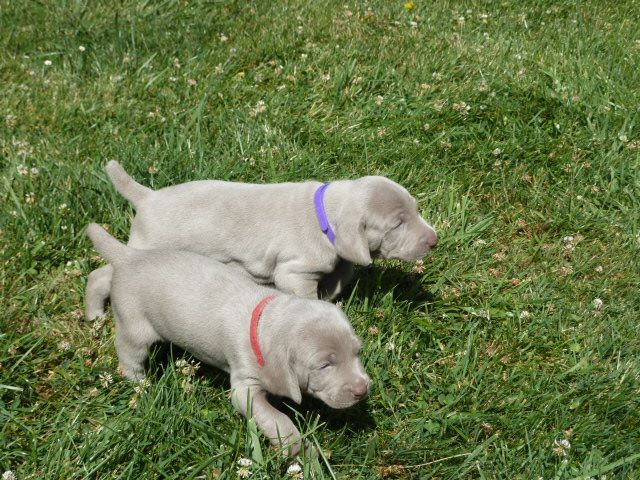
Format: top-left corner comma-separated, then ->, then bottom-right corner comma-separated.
492,148 -> 502,156
409,21 -> 418,28
30,167 -> 39,176
214,63 -> 224,75
453,101 -> 471,115
99,372 -> 114,388
594,265 -> 603,273
236,467 -> 252,479
44,59 -> 52,66
2,471 -> 17,480
562,236 -> 574,244
321,73 -> 331,82
25,192 -> 35,204
219,33 -> 228,42
519,310 -> 531,320
592,298 -> 603,310
175,358 -> 200,376
287,462 -> 303,478
249,100 -> 266,117
79,45 -> 86,52
17,164 -> 28,176
375,95 -> 384,105
58,340 -> 71,351
91,317 -> 106,336
175,358 -> 188,369
412,259 -> 425,273
387,341 -> 395,351
553,438 -> 571,456
237,458 -> 253,468
134,379 -> 150,395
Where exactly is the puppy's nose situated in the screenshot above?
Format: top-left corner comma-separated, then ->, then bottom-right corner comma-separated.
426,228 -> 438,248
349,378 -> 369,400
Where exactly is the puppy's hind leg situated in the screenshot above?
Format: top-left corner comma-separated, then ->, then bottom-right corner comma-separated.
114,313 -> 159,381
85,265 -> 114,321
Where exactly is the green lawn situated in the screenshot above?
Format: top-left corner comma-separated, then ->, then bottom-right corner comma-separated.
2,0 -> 640,478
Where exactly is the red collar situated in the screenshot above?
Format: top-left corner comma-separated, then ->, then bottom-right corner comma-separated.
250,294 -> 278,367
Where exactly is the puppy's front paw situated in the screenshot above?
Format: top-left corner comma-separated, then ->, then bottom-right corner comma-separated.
270,436 -> 303,458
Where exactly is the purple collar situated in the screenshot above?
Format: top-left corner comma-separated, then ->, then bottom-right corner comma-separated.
314,183 -> 336,245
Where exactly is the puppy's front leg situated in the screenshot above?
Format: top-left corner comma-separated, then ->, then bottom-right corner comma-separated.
231,381 -> 302,456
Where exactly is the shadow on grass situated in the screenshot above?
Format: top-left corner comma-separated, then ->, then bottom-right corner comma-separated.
146,342 -> 231,390
275,394 -> 376,438
338,262 -> 438,308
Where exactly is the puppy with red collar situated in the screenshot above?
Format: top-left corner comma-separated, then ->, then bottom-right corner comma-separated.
86,223 -> 370,456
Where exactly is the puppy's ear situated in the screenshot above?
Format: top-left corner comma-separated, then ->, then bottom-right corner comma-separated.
261,345 -> 302,404
334,210 -> 372,265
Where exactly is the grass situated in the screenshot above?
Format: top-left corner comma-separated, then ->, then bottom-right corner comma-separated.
1,0 -> 639,478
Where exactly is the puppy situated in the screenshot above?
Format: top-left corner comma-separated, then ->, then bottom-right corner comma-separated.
86,161 -> 438,320
86,224 -> 370,456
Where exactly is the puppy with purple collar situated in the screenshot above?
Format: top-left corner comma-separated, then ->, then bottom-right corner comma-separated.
86,161 -> 438,320
86,224 -> 370,456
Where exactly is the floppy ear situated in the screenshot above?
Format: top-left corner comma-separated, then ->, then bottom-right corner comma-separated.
334,209 -> 372,265
261,345 -> 302,404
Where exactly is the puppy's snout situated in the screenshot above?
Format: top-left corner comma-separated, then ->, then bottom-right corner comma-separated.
349,377 -> 370,400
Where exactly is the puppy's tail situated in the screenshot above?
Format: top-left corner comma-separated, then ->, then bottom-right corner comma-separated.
86,223 -> 132,265
105,160 -> 152,207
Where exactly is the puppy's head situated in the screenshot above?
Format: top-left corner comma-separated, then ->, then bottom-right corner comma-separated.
274,301 -> 370,409
334,177 -> 438,264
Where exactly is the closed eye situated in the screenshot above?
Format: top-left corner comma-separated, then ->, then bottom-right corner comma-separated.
319,362 -> 332,370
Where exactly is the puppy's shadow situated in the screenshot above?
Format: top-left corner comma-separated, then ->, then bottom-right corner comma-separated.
340,263 -> 438,308
273,394 -> 376,437
147,342 -> 230,390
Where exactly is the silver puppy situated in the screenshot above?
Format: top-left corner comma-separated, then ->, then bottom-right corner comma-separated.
86,223 -> 370,456
86,161 -> 437,320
